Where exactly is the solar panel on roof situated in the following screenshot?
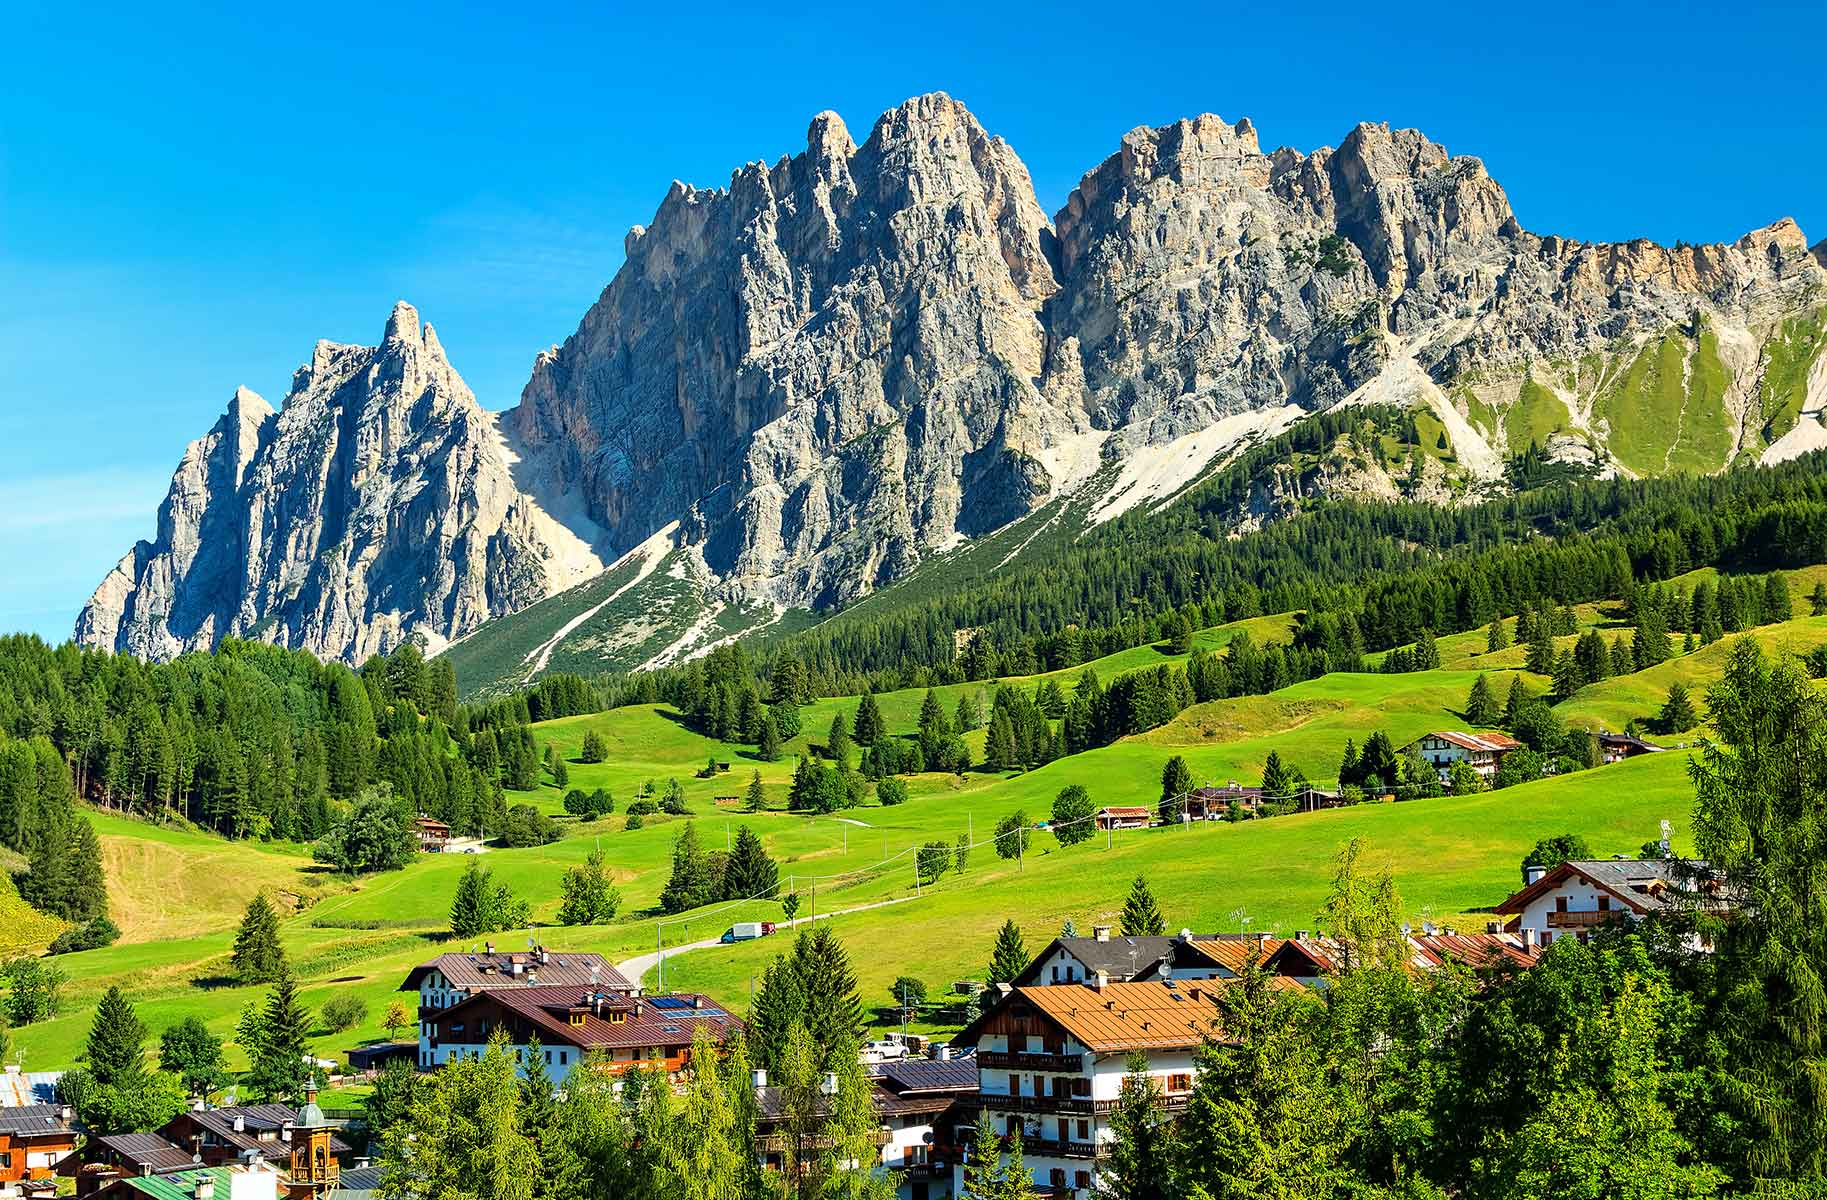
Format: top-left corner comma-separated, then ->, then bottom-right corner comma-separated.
650,996 -> 691,1009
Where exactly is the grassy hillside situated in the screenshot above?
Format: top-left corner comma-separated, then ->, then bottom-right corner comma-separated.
15,571 -> 1825,1073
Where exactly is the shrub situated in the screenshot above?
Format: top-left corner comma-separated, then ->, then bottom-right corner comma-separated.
321,993 -> 367,1033
877,777 -> 909,806
49,917 -> 121,955
625,813 -> 645,831
498,805 -> 560,848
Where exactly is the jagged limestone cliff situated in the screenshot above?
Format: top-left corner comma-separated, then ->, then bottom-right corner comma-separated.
77,304 -> 601,662
80,95 -> 1827,669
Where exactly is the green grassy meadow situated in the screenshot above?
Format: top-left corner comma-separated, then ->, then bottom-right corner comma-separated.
15,571 -> 1825,1072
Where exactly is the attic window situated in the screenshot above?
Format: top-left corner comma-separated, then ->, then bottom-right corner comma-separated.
569,1012 -> 587,1027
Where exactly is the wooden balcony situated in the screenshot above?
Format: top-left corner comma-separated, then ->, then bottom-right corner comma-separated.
1546,910 -> 1626,929
976,1093 -> 1095,1116
976,1050 -> 1084,1072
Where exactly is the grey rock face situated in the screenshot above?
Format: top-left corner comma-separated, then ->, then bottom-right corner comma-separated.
82,96 -> 1827,666
508,93 -> 1085,609
77,303 -> 600,663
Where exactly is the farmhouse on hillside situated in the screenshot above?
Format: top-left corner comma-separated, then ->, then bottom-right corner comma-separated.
1403,731 -> 1524,780
1494,859 -> 1722,950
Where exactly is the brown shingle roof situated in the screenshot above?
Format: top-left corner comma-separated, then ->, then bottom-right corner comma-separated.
440,986 -> 742,1051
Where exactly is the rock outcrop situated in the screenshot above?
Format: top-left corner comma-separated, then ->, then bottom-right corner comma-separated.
80,95 -> 1827,666
77,303 -> 601,662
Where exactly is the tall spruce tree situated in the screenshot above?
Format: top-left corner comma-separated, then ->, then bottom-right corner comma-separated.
986,920 -> 1030,989
722,825 -> 779,900
1121,875 -> 1166,937
230,894 -> 287,985
1159,755 -> 1194,822
1099,1052 -> 1177,1199
243,972 -> 315,1102
1465,674 -> 1498,726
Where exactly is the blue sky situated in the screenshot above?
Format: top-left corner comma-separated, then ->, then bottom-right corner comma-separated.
2,0 -> 1821,642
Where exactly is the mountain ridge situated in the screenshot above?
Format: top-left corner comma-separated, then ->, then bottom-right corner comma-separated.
77,94 -> 1827,671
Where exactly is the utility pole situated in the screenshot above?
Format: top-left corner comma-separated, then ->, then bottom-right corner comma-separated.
656,925 -> 663,992
914,856 -> 922,898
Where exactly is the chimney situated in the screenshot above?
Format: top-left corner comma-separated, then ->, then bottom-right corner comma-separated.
752,1068 -> 768,1091
1522,928 -> 1540,951
935,1044 -> 952,1062
233,1115 -> 245,1134
1523,865 -> 1547,887
1422,922 -> 1436,936
1486,921 -> 1501,934
1295,930 -> 1308,942
691,995 -> 704,1009
1176,928 -> 1192,943
525,969 -> 538,987
1092,970 -> 1109,991
820,1072 -> 839,1096
1093,926 -> 1110,943
1442,926 -> 1456,937
196,1179 -> 216,1200
485,941 -> 495,955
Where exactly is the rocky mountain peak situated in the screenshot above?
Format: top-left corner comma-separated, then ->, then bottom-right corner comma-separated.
84,98 -> 1827,675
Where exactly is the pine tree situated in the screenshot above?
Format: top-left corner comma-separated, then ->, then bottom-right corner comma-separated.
85,985 -> 147,1087
1610,634 -> 1636,676
985,708 -> 1017,772
1525,624 -> 1556,675
852,693 -> 885,747
1660,682 -> 1697,733
450,858 -> 489,937
1159,755 -> 1194,822
579,730 -> 608,764
64,818 -> 109,923
1413,628 -> 1440,670
230,894 -> 287,985
1811,582 -> 1827,617
1764,572 -> 1794,623
1465,674 -> 1497,726
757,712 -> 781,762
745,769 -> 767,812
826,712 -> 852,767
821,1034 -> 897,1199
660,823 -> 714,914
1633,606 -> 1672,669
1503,676 -> 1529,730
1120,875 -> 1166,937
1486,615 -> 1510,653
1261,751 -> 1292,799
722,825 -> 778,900
986,920 -> 1029,988
663,1025 -> 746,1199
244,973 -> 314,1102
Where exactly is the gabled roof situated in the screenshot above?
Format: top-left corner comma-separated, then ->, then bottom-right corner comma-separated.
92,1133 -> 195,1173
1494,859 -> 1702,916
1185,937 -> 1285,974
1414,730 -> 1524,753
1407,931 -> 1536,971
1005,982 -> 1227,1053
1013,933 -> 1225,986
168,1103 -> 351,1162
0,1102 -> 73,1138
436,985 -> 742,1051
401,950 -> 632,994
1597,732 -> 1665,752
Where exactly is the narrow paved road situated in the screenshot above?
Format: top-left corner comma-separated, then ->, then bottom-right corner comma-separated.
616,896 -> 918,987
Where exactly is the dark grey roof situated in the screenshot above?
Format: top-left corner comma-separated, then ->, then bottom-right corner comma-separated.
1565,859 -> 1691,910
95,1132 -> 196,1172
1013,935 -> 1224,986
171,1104 -> 351,1161
0,1103 -> 71,1136
874,1057 -> 979,1095
402,950 -> 632,994
333,1164 -> 385,1198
